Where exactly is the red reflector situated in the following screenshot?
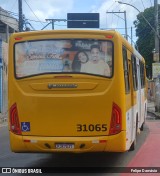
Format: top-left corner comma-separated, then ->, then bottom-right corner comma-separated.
109,103 -> 122,135
54,76 -> 73,79
10,103 -> 22,135
100,140 -> 107,143
105,35 -> 113,39
24,140 -> 30,142
15,37 -> 23,40
114,108 -> 120,124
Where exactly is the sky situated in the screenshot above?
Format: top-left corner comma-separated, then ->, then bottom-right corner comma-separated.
0,0 -> 155,44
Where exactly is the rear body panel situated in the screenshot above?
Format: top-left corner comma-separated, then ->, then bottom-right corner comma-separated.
10,131 -> 126,153
8,30 -> 128,152
12,75 -> 116,137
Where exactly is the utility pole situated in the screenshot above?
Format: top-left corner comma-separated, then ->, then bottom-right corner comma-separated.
45,19 -> 67,30
106,11 -> 128,40
131,26 -> 133,46
118,1 -> 160,39
154,0 -> 159,62
124,11 -> 128,40
18,0 -> 23,32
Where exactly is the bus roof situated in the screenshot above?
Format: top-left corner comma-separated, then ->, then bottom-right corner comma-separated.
11,29 -> 145,63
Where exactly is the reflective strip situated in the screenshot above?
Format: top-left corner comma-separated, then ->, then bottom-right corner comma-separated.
92,140 -> 99,144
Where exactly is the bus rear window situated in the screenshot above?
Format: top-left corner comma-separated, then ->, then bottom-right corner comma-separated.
14,39 -> 113,78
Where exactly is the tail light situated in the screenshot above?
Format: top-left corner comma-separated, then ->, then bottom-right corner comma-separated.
109,103 -> 122,135
10,103 -> 21,135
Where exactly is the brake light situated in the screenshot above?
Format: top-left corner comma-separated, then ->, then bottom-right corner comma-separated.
10,103 -> 21,135
109,103 -> 122,135
105,35 -> 113,39
15,37 -> 23,40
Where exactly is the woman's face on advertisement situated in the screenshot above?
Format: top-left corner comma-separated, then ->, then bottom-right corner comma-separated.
78,52 -> 87,63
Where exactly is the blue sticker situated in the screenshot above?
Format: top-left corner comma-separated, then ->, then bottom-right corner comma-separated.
21,122 -> 30,132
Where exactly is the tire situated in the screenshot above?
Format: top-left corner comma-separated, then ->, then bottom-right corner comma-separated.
141,106 -> 146,131
129,132 -> 136,151
140,123 -> 144,131
155,106 -> 158,112
129,118 -> 138,151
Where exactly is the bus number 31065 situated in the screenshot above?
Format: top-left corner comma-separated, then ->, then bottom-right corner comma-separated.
77,124 -> 107,132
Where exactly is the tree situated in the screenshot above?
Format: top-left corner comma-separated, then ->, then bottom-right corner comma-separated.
134,5 -> 160,78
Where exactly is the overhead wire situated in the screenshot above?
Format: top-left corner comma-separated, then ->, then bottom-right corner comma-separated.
141,0 -> 145,10
0,12 -> 18,20
106,1 -> 117,28
1,0 -> 151,33
107,0 -> 124,29
128,0 -> 133,3
106,1 -> 116,12
0,9 -> 48,26
109,0 -> 129,35
54,24 -> 67,27
23,0 -> 45,27
101,26 -> 134,30
107,0 -> 153,45
0,8 -> 18,15
0,19 -> 18,27
8,0 -> 18,12
135,17 -> 154,35
25,18 -> 48,23
116,0 -> 150,37
117,15 -> 120,28
111,11 -> 113,28
137,30 -> 154,49
111,0 -> 124,11
0,7 -> 18,29
1,0 -> 10,7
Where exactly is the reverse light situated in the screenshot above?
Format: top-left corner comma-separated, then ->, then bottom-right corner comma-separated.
10,103 -> 22,135
109,103 -> 122,135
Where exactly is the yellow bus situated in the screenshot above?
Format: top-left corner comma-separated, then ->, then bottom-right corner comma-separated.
8,30 -> 147,153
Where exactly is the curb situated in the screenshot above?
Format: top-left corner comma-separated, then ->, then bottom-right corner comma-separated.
0,112 -> 8,125
0,117 -> 7,124
0,121 -> 8,127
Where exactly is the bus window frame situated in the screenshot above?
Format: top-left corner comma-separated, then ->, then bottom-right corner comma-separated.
13,39 -> 114,80
140,60 -> 145,88
131,54 -> 138,91
122,46 -> 130,94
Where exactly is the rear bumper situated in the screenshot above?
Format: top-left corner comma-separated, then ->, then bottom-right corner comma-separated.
9,131 -> 126,153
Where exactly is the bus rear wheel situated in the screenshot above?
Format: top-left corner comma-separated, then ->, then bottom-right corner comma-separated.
140,123 -> 144,131
129,134 -> 136,151
129,118 -> 138,151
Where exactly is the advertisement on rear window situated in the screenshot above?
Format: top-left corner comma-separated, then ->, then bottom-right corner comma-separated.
15,39 -> 113,78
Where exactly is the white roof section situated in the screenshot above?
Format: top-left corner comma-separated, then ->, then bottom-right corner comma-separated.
133,47 -> 143,61
0,7 -> 19,31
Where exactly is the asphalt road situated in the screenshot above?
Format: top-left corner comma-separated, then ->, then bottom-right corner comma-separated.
0,113 -> 156,176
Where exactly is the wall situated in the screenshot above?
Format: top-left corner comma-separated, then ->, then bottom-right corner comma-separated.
0,39 -> 8,113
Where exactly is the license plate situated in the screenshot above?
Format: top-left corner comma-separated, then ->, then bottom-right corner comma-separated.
55,143 -> 75,149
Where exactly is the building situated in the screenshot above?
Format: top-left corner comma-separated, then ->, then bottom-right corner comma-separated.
0,7 -> 18,113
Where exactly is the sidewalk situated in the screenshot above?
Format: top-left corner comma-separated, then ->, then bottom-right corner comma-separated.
120,101 -> 160,175
0,111 -> 8,127
147,101 -> 160,118
121,120 -> 160,176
